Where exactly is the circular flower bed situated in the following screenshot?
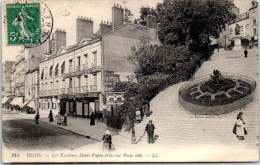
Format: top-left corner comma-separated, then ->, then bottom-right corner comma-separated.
179,74 -> 256,115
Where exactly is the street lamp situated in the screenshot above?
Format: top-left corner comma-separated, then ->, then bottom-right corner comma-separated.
129,96 -> 137,144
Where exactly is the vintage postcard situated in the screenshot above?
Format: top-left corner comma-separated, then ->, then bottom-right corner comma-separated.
1,0 -> 259,163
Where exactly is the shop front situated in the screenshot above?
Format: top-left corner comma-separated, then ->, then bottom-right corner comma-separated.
60,93 -> 100,118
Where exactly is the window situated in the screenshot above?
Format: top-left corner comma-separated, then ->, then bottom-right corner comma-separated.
69,78 -> 73,88
77,56 -> 81,67
61,61 -> 65,74
69,59 -> 73,72
93,74 -> 97,85
254,28 -> 257,35
55,64 -> 59,76
78,77 -> 81,87
253,19 -> 256,26
93,51 -> 97,67
49,66 -> 53,77
39,102 -> 41,108
85,76 -> 88,86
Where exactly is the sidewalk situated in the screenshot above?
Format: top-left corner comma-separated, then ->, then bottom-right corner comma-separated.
40,115 -> 118,141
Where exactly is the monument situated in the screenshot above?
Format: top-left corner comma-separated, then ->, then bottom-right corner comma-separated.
233,24 -> 243,50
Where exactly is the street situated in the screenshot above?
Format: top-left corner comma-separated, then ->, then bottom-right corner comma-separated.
2,113 -> 97,150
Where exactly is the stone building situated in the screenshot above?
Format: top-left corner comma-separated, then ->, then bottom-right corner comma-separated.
9,43 -> 46,111
218,0 -> 258,46
38,4 -> 159,117
2,61 -> 15,108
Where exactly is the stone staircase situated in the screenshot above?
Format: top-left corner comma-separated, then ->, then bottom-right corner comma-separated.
114,48 -> 258,148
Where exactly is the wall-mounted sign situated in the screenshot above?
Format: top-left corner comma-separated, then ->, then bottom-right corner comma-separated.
104,71 -> 120,92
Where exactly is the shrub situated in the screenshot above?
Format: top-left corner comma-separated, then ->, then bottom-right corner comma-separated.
241,38 -> 250,47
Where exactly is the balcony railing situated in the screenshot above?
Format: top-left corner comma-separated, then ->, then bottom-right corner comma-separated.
91,63 -> 97,68
76,66 -> 81,71
54,89 -> 59,94
48,90 -> 53,95
39,90 -> 47,96
67,88 -> 73,93
90,85 -> 97,92
74,87 -> 81,93
60,88 -> 66,94
82,86 -> 88,93
83,64 -> 88,70
69,67 -> 74,73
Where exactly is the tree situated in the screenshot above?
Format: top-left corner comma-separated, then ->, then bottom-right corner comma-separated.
129,36 -> 189,77
157,0 -> 236,50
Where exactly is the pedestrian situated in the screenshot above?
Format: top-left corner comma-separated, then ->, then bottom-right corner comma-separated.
102,130 -> 112,151
144,104 -> 149,117
233,112 -> 247,140
244,48 -> 248,58
146,120 -> 155,144
63,113 -> 67,126
56,112 -> 62,125
48,110 -> 53,122
90,112 -> 95,126
140,107 -> 144,121
136,110 -> 141,123
34,113 -> 40,126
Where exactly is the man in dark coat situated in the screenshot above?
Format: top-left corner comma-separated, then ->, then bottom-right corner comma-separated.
244,48 -> 248,58
34,113 -> 40,126
146,120 -> 155,144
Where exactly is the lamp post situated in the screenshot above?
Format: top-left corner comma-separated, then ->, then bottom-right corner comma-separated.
131,126 -> 137,144
129,97 -> 137,144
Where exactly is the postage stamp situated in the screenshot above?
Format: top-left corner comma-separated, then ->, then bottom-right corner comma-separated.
6,3 -> 41,45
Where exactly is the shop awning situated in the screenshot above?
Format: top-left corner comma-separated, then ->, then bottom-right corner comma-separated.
21,101 -> 30,108
2,97 -> 9,104
10,97 -> 24,107
27,101 -> 35,109
10,98 -> 18,105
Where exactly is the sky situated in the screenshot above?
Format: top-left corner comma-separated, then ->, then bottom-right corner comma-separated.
2,0 -> 254,62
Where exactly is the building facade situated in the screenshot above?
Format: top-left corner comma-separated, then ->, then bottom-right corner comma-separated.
38,4 -> 159,117
2,61 -> 15,97
9,42 -> 47,111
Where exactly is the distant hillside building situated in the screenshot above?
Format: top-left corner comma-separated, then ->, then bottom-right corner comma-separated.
217,0 -> 258,46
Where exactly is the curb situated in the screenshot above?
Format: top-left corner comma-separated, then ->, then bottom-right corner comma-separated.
39,119 -> 102,142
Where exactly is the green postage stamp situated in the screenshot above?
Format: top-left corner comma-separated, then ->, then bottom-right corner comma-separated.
6,3 -> 41,45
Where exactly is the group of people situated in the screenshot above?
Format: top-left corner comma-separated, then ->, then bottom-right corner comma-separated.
54,112 -> 68,126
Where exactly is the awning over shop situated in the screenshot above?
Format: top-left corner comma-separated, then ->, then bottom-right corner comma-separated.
10,98 -> 18,105
27,101 -> 35,109
2,97 -> 9,104
21,101 -> 30,108
10,97 -> 23,107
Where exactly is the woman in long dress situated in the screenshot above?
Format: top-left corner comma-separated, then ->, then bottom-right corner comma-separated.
236,112 -> 246,140
48,110 -> 53,122
90,112 -> 95,126
102,130 -> 112,151
56,112 -> 62,125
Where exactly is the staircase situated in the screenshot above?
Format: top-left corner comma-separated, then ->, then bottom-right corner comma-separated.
115,47 -> 258,148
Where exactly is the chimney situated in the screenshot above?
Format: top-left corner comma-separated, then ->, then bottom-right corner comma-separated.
112,3 -> 124,30
76,16 -> 94,43
99,20 -> 112,35
52,29 -> 66,55
146,15 -> 157,29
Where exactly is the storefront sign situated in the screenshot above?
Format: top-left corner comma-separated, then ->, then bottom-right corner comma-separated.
105,72 -> 120,92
